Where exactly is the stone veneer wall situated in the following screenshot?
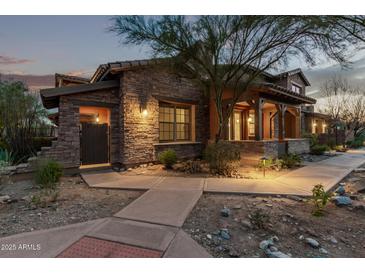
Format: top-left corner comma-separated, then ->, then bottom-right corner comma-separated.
120,67 -> 209,166
287,138 -> 310,154
231,139 -> 309,166
154,143 -> 204,160
39,87 -> 120,167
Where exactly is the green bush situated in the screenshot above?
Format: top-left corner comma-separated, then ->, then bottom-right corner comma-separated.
158,149 -> 177,168
303,133 -> 319,147
34,160 -> 63,189
335,145 -> 347,152
257,157 -> 283,171
204,140 -> 240,176
280,153 -> 302,168
310,144 -> 329,155
311,184 -> 331,216
349,137 -> 364,148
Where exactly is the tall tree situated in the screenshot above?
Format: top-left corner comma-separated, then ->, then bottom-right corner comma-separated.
0,81 -> 47,162
319,75 -> 365,142
110,16 -> 365,140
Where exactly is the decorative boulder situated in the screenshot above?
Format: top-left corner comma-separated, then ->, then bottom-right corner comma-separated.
333,196 -> 352,206
305,238 -> 320,248
220,207 -> 231,217
336,185 -> 346,196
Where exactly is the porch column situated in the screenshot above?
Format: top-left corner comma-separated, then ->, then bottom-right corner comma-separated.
276,104 -> 287,141
254,98 -> 264,141
295,108 -> 301,138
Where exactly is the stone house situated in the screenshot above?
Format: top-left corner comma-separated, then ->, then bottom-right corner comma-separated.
40,59 -> 318,169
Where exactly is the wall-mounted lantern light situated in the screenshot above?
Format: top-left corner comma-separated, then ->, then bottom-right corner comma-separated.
95,114 -> 99,123
141,108 -> 148,117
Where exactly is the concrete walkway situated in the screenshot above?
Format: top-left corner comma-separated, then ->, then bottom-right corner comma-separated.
1,172 -> 209,258
82,149 -> 365,197
2,150 -> 364,258
205,149 -> 365,196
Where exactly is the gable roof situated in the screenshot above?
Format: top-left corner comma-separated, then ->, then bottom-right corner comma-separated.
90,59 -> 311,88
40,80 -> 119,109
90,58 -> 166,83
55,73 -> 90,87
274,68 -> 311,86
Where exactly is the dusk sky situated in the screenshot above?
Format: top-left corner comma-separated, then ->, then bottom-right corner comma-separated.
1,15 -> 365,97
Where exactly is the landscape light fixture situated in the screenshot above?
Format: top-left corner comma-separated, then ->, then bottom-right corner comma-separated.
260,156 -> 268,178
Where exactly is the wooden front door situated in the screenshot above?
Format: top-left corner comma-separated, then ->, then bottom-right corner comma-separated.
80,122 -> 109,165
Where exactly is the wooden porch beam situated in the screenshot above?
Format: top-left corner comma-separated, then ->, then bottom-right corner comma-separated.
276,103 -> 287,141
254,98 -> 264,141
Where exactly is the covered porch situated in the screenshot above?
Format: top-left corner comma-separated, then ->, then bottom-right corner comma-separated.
209,85 -> 315,162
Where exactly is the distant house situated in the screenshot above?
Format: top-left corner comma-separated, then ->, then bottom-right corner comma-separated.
39,59 -> 320,168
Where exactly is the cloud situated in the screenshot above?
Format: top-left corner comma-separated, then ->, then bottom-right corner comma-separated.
65,69 -> 94,78
304,55 -> 365,98
0,55 -> 34,65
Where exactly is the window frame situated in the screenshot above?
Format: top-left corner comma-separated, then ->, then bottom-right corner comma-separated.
159,102 -> 192,142
291,82 -> 302,94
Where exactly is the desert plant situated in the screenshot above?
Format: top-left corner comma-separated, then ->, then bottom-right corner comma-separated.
31,189 -> 59,208
311,184 -> 332,216
249,209 -> 270,230
204,140 -> 240,176
0,81 -> 48,163
158,149 -> 177,168
0,148 -> 16,168
310,144 -> 329,155
34,159 -> 63,189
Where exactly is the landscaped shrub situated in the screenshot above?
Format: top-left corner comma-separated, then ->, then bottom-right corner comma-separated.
249,209 -> 270,230
34,159 -> 63,189
257,157 -> 283,171
310,144 -> 329,155
257,153 -> 301,171
335,145 -> 347,152
31,189 -> 59,208
204,140 -> 240,176
280,153 -> 302,168
311,184 -> 331,216
158,149 -> 177,169
302,133 -> 319,147
348,137 -> 365,148
0,148 -> 16,168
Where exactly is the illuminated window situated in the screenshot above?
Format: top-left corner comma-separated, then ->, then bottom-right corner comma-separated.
228,110 -> 243,140
248,110 -> 255,136
159,103 -> 191,142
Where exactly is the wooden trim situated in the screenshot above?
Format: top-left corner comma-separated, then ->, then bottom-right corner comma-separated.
71,100 -> 118,108
154,95 -> 199,105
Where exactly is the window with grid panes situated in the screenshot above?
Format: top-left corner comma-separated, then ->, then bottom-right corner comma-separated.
159,103 -> 191,142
